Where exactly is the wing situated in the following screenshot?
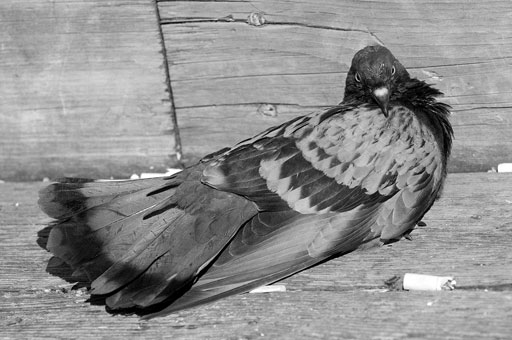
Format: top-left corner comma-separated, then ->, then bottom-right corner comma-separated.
143,104 -> 447,317
205,105 -> 445,231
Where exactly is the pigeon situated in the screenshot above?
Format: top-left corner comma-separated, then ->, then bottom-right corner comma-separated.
38,45 -> 453,318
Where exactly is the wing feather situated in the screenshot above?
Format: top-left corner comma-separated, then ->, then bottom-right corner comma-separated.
144,205 -> 381,317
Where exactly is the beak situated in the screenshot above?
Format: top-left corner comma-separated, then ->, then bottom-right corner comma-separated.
372,87 -> 390,117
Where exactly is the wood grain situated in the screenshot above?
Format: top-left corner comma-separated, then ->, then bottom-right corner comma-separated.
1,173 -> 511,339
0,0 -> 175,181
159,0 -> 512,172
2,0 -> 511,180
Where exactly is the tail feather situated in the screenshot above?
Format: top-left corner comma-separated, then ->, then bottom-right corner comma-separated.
40,177 -> 180,282
38,165 -> 258,312
39,177 -> 172,220
90,210 -> 190,295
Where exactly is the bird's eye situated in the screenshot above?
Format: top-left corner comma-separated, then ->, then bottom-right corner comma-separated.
391,66 -> 396,75
354,72 -> 361,82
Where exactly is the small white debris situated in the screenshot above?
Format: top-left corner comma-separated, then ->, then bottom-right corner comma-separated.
497,163 -> 512,173
249,285 -> 286,294
140,168 -> 182,179
403,273 -> 456,291
129,169 -> 181,180
176,152 -> 183,161
422,70 -> 443,81
165,168 -> 182,176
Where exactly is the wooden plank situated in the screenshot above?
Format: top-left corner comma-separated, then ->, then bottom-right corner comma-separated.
159,0 -> 512,172
1,173 -> 512,339
0,0 -> 175,181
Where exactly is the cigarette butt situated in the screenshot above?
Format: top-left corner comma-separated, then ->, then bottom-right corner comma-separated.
249,285 -> 286,294
497,163 -> 512,173
403,273 -> 456,291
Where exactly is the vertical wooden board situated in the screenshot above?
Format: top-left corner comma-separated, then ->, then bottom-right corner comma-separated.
0,0 -> 175,181
160,0 -> 512,172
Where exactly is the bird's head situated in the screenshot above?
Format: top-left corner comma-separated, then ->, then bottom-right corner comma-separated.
343,45 -> 410,117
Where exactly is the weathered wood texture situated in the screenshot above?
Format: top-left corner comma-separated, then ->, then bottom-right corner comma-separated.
1,173 -> 511,339
0,0 -> 174,181
160,0 -> 512,172
2,0 -> 511,180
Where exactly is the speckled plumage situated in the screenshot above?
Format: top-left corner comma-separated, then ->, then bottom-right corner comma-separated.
38,45 -> 453,318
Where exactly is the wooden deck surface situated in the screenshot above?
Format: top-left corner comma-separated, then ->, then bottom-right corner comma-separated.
1,172 -> 511,339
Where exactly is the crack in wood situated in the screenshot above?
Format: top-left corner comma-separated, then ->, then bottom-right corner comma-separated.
452,105 -> 512,112
172,71 -> 345,82
160,15 -> 376,36
160,17 -> 241,25
158,0 -> 249,2
174,103 -> 328,110
408,57 -> 512,70
154,0 -> 183,162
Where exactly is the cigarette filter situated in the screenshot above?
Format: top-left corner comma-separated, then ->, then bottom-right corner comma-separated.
403,273 -> 456,291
